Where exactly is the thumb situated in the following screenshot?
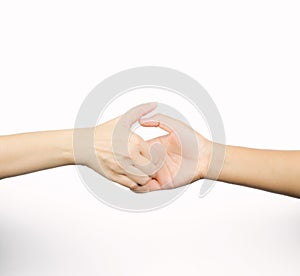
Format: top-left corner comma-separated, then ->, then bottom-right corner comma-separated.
121,102 -> 158,127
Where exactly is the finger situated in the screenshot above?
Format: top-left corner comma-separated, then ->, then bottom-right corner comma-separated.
121,102 -> 158,127
132,152 -> 162,176
140,114 -> 195,149
110,174 -> 138,190
132,140 -> 165,175
123,164 -> 152,186
139,113 -> 181,133
131,179 -> 161,193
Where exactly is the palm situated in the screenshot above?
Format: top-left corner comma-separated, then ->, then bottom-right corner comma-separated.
149,132 -> 181,189
132,114 -> 208,192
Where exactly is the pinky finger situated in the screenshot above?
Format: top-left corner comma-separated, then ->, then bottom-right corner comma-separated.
111,174 -> 139,190
131,179 -> 161,193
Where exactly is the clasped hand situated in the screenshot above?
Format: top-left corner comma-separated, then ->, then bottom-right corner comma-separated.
77,102 -> 212,193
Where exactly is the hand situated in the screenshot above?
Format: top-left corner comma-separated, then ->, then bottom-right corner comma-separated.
74,103 -> 161,190
132,113 -> 212,192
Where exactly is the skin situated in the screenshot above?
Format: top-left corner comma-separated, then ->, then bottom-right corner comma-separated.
132,113 -> 212,192
0,103 -> 160,190
133,113 -> 300,198
0,103 -> 300,198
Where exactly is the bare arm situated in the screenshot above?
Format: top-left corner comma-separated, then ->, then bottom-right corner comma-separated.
0,103 -> 160,190
0,130 -> 74,179
133,113 -> 300,198
218,146 -> 300,198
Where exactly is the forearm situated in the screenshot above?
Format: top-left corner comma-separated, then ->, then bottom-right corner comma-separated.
218,145 -> 300,198
0,129 -> 74,179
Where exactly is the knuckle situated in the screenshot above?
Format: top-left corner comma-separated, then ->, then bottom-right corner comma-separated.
130,184 -> 139,191
137,176 -> 150,185
105,171 -> 115,181
110,163 -> 120,172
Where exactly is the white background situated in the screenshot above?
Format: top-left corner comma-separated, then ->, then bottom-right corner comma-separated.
1,1 -> 300,275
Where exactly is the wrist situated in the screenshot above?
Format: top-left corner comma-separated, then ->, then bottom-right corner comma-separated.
199,139 -> 213,180
59,129 -> 75,165
205,142 -> 227,181
72,127 -> 96,166
192,135 -> 213,181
